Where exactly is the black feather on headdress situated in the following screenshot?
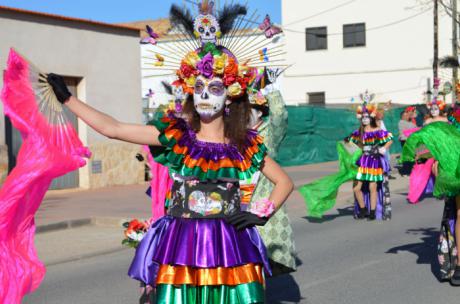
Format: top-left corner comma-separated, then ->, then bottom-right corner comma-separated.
161,81 -> 173,95
440,56 -> 460,68
218,4 -> 247,36
169,4 -> 195,38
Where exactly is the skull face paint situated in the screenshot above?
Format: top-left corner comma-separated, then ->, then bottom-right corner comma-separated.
361,113 -> 371,126
193,76 -> 227,119
194,15 -> 221,45
430,104 -> 440,117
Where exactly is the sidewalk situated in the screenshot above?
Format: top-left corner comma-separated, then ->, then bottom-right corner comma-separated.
34,160 -> 410,266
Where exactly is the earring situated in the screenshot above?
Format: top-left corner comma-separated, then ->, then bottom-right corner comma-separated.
224,99 -> 231,116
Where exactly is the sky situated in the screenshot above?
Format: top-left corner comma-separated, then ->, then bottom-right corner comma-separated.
0,0 -> 281,24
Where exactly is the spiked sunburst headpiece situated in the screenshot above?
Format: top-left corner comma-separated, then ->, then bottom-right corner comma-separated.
141,1 -> 286,100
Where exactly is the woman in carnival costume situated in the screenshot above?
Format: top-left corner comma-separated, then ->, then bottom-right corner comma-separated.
349,92 -> 393,220
404,100 -> 447,205
43,2 -> 293,303
299,91 -> 392,221
244,68 -> 297,275
401,120 -> 460,285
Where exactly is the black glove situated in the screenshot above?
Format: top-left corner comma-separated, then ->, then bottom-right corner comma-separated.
397,161 -> 414,176
135,153 -> 145,162
226,211 -> 268,230
46,73 -> 72,103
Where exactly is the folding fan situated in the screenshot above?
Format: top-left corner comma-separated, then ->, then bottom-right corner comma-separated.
0,48 -> 90,303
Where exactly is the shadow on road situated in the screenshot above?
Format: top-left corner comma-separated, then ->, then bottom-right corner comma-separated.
266,257 -> 304,303
386,227 -> 440,281
303,206 -> 355,223
266,273 -> 303,303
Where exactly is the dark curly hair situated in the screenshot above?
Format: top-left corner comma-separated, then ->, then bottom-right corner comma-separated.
182,93 -> 251,152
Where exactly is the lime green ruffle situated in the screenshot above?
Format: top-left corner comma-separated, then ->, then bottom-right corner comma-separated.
299,142 -> 362,218
402,122 -> 460,197
356,172 -> 384,182
156,282 -> 265,304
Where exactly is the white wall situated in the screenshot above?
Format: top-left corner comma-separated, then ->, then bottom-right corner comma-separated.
282,0 -> 454,105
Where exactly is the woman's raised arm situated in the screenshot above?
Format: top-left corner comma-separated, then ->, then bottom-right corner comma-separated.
47,73 -> 161,146
66,96 -> 161,146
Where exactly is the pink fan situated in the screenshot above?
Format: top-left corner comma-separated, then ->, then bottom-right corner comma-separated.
140,25 -> 159,45
259,14 -> 283,39
0,48 -> 90,303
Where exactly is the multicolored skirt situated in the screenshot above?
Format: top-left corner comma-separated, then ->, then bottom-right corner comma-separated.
356,152 -> 388,182
128,216 -> 270,303
354,157 -> 392,220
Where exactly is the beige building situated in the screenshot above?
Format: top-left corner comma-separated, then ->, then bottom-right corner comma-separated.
0,5 -> 145,189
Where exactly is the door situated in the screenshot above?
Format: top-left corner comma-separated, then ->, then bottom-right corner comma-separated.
5,77 -> 80,189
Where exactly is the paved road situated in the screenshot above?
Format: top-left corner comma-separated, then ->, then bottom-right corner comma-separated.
24,191 -> 459,304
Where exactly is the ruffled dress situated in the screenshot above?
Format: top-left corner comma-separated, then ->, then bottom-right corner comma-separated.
128,114 -> 270,303
402,122 -> 460,279
350,129 -> 393,220
349,129 -> 393,182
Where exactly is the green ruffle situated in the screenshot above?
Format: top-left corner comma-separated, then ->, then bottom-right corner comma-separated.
156,282 -> 265,304
151,115 -> 267,181
299,142 -> 363,218
402,122 -> 460,197
356,173 -> 384,182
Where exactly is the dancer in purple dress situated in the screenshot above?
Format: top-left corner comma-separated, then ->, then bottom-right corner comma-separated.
349,92 -> 393,220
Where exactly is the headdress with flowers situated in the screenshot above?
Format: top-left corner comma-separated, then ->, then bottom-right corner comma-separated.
141,1 -> 285,101
355,90 -> 377,119
426,99 -> 446,111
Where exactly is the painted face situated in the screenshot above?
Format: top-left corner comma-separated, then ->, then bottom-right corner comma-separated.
193,76 -> 227,119
361,113 -> 371,126
194,15 -> 220,45
430,104 -> 440,117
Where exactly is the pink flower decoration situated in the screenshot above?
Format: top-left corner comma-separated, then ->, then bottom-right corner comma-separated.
248,198 -> 275,218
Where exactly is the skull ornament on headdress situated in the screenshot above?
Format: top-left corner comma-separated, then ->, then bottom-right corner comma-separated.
194,1 -> 221,45
356,90 -> 377,119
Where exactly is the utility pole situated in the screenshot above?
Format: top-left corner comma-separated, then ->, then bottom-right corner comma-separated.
453,0 -> 458,105
434,0 -> 439,99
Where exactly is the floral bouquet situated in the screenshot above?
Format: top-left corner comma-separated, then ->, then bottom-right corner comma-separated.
122,219 -> 152,248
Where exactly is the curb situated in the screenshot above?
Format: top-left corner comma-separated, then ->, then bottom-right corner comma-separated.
36,217 -> 133,234
45,246 -> 130,267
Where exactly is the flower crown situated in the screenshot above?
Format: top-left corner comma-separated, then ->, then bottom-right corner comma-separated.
426,100 -> 446,111
172,42 -> 258,98
356,104 -> 377,119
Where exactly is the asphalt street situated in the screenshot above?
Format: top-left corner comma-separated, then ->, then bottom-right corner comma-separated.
24,191 -> 459,304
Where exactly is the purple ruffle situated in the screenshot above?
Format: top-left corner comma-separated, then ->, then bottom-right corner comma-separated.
128,216 -> 271,286
168,114 -> 260,163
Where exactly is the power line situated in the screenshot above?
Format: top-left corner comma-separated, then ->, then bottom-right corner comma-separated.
284,7 -> 431,36
284,0 -> 360,26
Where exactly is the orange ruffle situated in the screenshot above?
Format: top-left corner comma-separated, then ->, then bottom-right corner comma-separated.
164,127 -> 264,172
358,167 -> 383,175
156,263 -> 265,286
240,184 -> 256,204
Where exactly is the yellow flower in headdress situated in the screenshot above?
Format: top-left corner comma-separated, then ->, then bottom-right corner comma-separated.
184,51 -> 200,68
228,82 -> 243,97
213,53 -> 228,75
184,75 -> 197,88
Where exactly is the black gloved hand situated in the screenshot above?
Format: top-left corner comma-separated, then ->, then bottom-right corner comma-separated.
226,211 -> 268,230
46,73 -> 72,103
135,153 -> 145,162
397,161 -> 414,176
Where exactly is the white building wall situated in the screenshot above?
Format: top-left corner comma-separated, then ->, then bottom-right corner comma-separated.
282,0 -> 453,105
